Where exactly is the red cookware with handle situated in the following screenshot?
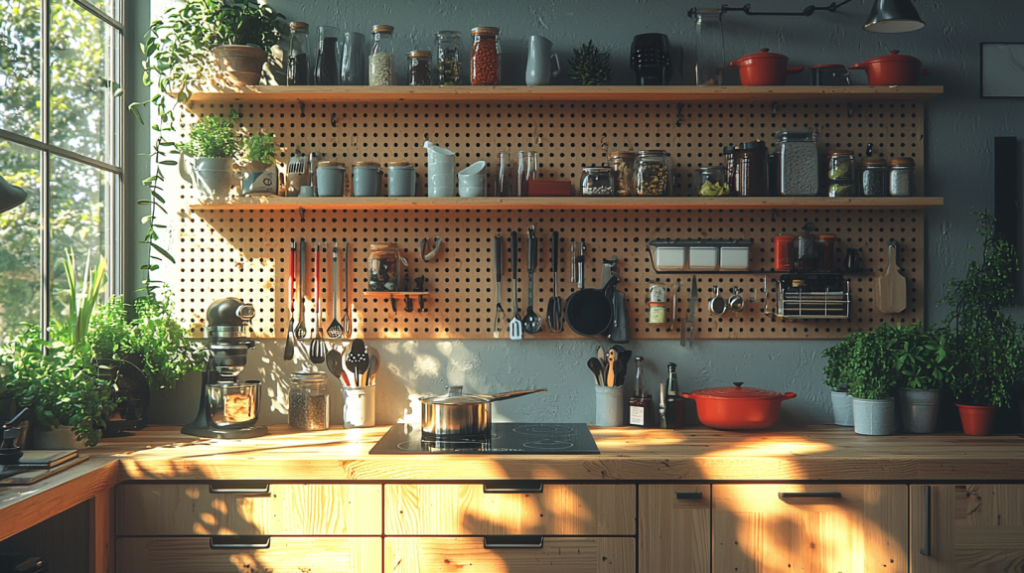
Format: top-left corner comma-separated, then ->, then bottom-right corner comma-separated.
680,382 -> 796,430
729,49 -> 804,86
849,50 -> 928,86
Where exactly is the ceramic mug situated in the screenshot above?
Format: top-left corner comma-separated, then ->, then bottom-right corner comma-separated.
526,35 -> 561,86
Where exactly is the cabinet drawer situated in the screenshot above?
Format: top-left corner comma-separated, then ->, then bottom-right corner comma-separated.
116,537 -> 382,573
385,483 -> 635,535
116,483 -> 382,536
712,483 -> 908,573
639,484 -> 710,573
385,536 -> 634,573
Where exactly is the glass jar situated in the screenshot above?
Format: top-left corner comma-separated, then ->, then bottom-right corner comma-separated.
341,32 -> 367,85
408,50 -> 432,86
436,30 -> 462,86
776,131 -> 819,196
610,151 -> 637,196
287,22 -> 310,86
470,27 -> 501,85
861,156 -> 888,196
517,150 -> 537,197
889,157 -> 915,196
693,9 -> 725,86
369,25 -> 396,86
818,234 -> 837,271
288,371 -> 329,431
773,235 -> 794,271
827,149 -> 856,197
368,243 -> 402,292
636,150 -> 672,196
732,141 -> 768,197
495,151 -> 513,197
794,226 -> 819,272
581,166 -> 614,196
697,164 -> 729,196
315,26 -> 341,86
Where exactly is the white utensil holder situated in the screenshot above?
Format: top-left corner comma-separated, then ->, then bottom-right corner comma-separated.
342,385 -> 376,428
595,385 -> 624,427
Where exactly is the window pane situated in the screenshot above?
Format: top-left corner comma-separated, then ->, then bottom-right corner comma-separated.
0,139 -> 42,344
50,155 -> 105,325
0,0 -> 42,139
50,0 -> 112,163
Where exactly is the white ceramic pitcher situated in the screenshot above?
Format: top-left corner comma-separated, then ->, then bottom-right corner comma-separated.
526,36 -> 560,86
423,140 -> 456,197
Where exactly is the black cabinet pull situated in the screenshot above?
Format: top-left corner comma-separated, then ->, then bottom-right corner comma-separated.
208,482 -> 271,495
483,536 -> 544,549
778,491 -> 842,500
483,481 -> 543,494
210,536 -> 271,550
675,491 -> 703,500
920,485 -> 932,557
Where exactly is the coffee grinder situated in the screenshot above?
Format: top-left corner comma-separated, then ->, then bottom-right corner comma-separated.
182,298 -> 268,439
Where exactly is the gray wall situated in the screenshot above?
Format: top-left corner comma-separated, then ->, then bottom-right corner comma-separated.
136,0 -> 1024,427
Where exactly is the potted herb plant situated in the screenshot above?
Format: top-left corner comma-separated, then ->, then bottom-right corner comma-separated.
938,213 -> 1024,435
178,113 -> 240,199
206,0 -> 286,86
239,132 -> 276,196
569,41 -> 612,86
892,324 -> 949,434
821,333 -> 857,426
845,325 -> 900,436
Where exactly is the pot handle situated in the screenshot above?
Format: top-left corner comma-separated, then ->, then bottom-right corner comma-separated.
678,393 -> 694,399
848,62 -> 868,71
781,392 -> 797,401
488,389 -> 548,402
728,58 -> 742,68
787,66 -> 805,74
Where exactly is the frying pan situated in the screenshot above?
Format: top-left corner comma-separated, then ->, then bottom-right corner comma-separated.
565,248 -> 615,336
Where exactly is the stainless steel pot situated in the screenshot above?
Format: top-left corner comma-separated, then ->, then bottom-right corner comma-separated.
420,386 -> 547,438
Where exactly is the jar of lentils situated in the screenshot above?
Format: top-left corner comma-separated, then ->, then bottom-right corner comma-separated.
470,27 -> 501,85
888,157 -> 915,196
609,151 -> 637,196
289,371 -> 329,431
860,156 -> 887,196
368,243 -> 402,292
581,166 -> 614,196
407,50 -> 432,86
635,150 -> 672,196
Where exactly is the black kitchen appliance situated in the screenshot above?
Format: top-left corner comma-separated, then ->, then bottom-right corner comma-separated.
370,423 -> 599,454
182,298 -> 268,439
630,33 -> 671,85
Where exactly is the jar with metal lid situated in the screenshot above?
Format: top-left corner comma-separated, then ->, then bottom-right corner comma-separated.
436,31 -> 462,86
289,371 -> 329,431
635,150 -> 672,196
287,22 -> 310,86
732,141 -> 768,197
408,50 -> 432,86
827,149 -> 856,197
889,157 -> 915,196
368,243 -> 402,292
581,166 -> 614,196
470,27 -> 501,85
609,151 -> 637,196
861,156 -> 888,196
369,25 -> 396,86
776,132 -> 819,196
697,164 -> 729,197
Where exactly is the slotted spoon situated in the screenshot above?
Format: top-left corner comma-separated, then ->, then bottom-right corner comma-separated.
310,241 -> 327,364
327,242 -> 344,339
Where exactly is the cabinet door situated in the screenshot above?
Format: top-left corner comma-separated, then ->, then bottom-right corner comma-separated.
385,537 -> 634,573
712,484 -> 908,573
116,537 -> 382,573
638,484 -> 710,573
911,484 -> 1024,572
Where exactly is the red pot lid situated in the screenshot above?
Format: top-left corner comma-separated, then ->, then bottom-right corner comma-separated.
689,382 -> 786,400
737,48 -> 789,62
862,50 -> 922,65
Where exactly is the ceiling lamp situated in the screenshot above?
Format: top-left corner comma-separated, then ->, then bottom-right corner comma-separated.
864,0 -> 925,33
0,175 -> 28,214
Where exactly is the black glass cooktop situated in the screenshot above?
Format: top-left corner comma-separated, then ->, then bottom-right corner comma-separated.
369,423 -> 600,454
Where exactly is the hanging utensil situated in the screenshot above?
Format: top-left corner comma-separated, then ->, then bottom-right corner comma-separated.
564,244 -> 614,337
508,230 -> 523,340
327,243 -> 344,338
492,234 -> 506,338
876,239 -> 907,314
672,278 -> 681,331
523,226 -> 543,334
570,239 -> 578,285
684,274 -> 697,346
310,242 -> 327,364
343,241 -> 351,338
326,348 -> 350,387
546,231 -> 564,332
284,238 -> 297,360
295,238 -> 307,340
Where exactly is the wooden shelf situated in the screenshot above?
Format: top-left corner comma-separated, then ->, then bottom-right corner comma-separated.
186,85 -> 944,105
189,196 -> 943,212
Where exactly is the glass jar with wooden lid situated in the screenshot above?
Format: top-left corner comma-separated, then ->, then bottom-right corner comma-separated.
408,50 -> 432,86
369,25 -> 396,86
368,243 -> 403,292
860,156 -> 887,196
470,27 -> 501,85
888,157 -> 915,196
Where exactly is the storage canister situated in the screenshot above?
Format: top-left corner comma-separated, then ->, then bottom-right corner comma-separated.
773,235 -> 794,271
776,131 -> 818,196
827,149 -> 856,197
408,50 -> 432,86
732,141 -> 768,197
387,162 -> 416,197
861,156 -> 888,196
889,157 -> 915,196
436,30 -> 462,86
636,150 -> 672,196
581,166 -> 614,196
610,151 -> 637,196
352,162 -> 382,197
369,25 -> 396,86
470,27 -> 501,85
289,371 -> 329,431
368,243 -> 402,292
697,164 -> 729,197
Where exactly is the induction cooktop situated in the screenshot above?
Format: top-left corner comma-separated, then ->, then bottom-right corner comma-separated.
369,423 -> 600,454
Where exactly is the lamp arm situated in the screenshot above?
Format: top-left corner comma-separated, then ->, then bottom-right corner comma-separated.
689,0 -> 854,18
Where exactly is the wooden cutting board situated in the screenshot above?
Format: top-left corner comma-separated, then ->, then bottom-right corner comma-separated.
876,240 -> 907,314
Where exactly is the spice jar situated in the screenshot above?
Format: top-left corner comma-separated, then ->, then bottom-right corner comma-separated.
697,164 -> 729,197
581,166 -> 614,196
732,141 -> 768,197
369,25 -> 396,86
773,235 -> 794,271
470,27 -> 501,85
818,234 -> 837,271
827,149 -> 856,197
408,50 -> 431,86
368,243 -> 402,292
794,225 -> 819,272
648,302 -> 667,324
861,156 -> 887,196
776,131 -> 818,196
436,30 -> 462,86
636,150 -> 671,196
610,151 -> 637,196
289,372 -> 329,431
889,157 -> 915,196
287,22 -> 310,86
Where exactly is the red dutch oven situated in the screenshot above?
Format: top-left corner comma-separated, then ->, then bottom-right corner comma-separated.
729,49 -> 804,86
680,382 -> 796,430
849,50 -> 928,86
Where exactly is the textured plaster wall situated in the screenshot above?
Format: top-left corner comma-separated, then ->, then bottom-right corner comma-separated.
139,0 -> 1024,427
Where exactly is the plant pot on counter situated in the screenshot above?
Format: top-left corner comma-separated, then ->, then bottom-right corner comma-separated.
830,391 -> 854,426
957,403 -> 998,436
97,359 -> 150,437
852,397 -> 896,436
898,387 -> 940,434
34,425 -> 89,450
212,45 -> 267,86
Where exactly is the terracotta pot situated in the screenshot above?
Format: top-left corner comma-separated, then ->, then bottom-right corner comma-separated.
212,45 -> 267,87
680,382 -> 796,430
729,49 -> 804,86
849,50 -> 928,86
957,403 -> 998,436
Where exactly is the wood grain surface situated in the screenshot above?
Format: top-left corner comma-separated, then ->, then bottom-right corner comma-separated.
384,536 -> 635,573
639,484 -> 711,573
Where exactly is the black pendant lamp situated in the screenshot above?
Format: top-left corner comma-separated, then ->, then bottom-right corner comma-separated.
0,175 -> 28,214
864,0 -> 925,33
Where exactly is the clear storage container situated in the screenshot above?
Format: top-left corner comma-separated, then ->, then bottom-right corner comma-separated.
581,166 -> 614,196
289,371 -> 329,431
776,132 -> 818,196
610,151 -> 637,196
889,157 -> 915,196
636,150 -> 671,196
436,31 -> 462,86
369,25 -> 396,86
828,149 -> 856,197
368,243 -> 402,292
861,156 -> 887,196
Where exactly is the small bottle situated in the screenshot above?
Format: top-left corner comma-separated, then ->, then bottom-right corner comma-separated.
517,151 -> 538,197
661,363 -> 685,429
496,151 -> 512,197
369,25 -> 396,86
629,356 -> 655,427
287,22 -> 310,86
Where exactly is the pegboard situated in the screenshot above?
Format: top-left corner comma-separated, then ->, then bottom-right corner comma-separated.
169,96 -> 928,340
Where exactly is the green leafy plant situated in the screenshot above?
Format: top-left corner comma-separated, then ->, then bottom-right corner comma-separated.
569,41 -> 611,86
843,325 -> 901,401
204,0 -> 285,48
177,114 -> 240,159
241,132 -> 276,165
821,332 -> 856,392
893,324 -> 951,391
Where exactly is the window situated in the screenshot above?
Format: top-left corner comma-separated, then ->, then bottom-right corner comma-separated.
0,0 -> 123,343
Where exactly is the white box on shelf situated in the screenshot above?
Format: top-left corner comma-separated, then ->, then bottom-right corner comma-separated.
720,246 -> 751,271
654,246 -> 687,271
689,246 -> 719,271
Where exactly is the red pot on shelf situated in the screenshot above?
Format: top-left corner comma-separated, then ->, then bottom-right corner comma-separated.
849,50 -> 928,86
956,403 -> 998,436
729,49 -> 805,86
680,382 -> 797,430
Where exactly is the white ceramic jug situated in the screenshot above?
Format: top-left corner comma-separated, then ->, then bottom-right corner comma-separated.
526,36 -> 560,86
423,140 -> 456,197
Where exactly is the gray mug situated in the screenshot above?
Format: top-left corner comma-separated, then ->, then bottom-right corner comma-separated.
352,163 -> 382,197
316,163 -> 346,197
388,164 -> 417,197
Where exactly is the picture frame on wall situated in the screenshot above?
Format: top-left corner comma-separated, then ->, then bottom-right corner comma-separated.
981,42 -> 1024,98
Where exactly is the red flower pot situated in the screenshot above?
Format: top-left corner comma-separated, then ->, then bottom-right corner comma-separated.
956,403 -> 998,436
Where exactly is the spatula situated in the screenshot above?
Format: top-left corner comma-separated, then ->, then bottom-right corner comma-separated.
508,230 -> 523,340
876,239 -> 907,314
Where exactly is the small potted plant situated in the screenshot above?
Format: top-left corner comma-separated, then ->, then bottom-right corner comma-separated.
205,0 -> 286,86
892,324 -> 950,434
821,333 -> 857,426
569,41 -> 612,86
846,325 -> 900,436
238,132 -> 277,196
178,113 -> 240,199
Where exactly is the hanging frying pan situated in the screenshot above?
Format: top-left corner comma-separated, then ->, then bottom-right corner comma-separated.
565,241 -> 615,336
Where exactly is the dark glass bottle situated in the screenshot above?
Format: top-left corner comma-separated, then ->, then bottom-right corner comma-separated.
629,356 -> 656,427
660,362 -> 686,429
315,26 -> 341,86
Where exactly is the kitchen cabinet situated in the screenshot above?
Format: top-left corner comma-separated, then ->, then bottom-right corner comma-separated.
384,536 -> 635,573
910,484 -> 1024,572
116,536 -> 382,572
638,484 -> 711,573
711,484 -> 908,573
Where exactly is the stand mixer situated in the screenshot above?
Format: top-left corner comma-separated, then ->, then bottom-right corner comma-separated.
182,298 -> 268,439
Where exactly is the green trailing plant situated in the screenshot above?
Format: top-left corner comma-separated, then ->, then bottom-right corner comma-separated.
241,132 -> 276,165
843,325 -> 901,401
893,324 -> 951,391
569,41 -> 611,86
177,113 -> 240,159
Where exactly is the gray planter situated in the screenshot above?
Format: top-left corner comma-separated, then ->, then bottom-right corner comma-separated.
830,391 -> 854,426
852,397 -> 897,436
898,387 -> 940,434
34,425 -> 89,450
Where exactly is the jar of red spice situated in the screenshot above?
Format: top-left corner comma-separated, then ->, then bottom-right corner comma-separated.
470,27 -> 501,85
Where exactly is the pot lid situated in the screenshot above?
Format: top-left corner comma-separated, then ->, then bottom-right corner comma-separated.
737,48 -> 789,62
862,50 -> 921,65
422,385 -> 490,405
689,382 -> 786,400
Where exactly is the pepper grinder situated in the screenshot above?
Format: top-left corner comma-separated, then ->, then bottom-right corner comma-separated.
629,356 -> 654,427
0,408 -> 29,466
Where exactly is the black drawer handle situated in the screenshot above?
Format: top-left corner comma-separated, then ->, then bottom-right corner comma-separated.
210,536 -> 271,550
483,536 -> 544,549
778,492 -> 842,500
675,491 -> 703,500
483,481 -> 543,494
209,482 -> 271,495
920,485 -> 932,557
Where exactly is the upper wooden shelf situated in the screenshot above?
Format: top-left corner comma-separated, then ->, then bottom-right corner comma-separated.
186,85 -> 944,106
189,196 -> 943,212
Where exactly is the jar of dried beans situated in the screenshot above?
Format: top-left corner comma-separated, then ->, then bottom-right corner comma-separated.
636,150 -> 672,196
470,27 -> 501,85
